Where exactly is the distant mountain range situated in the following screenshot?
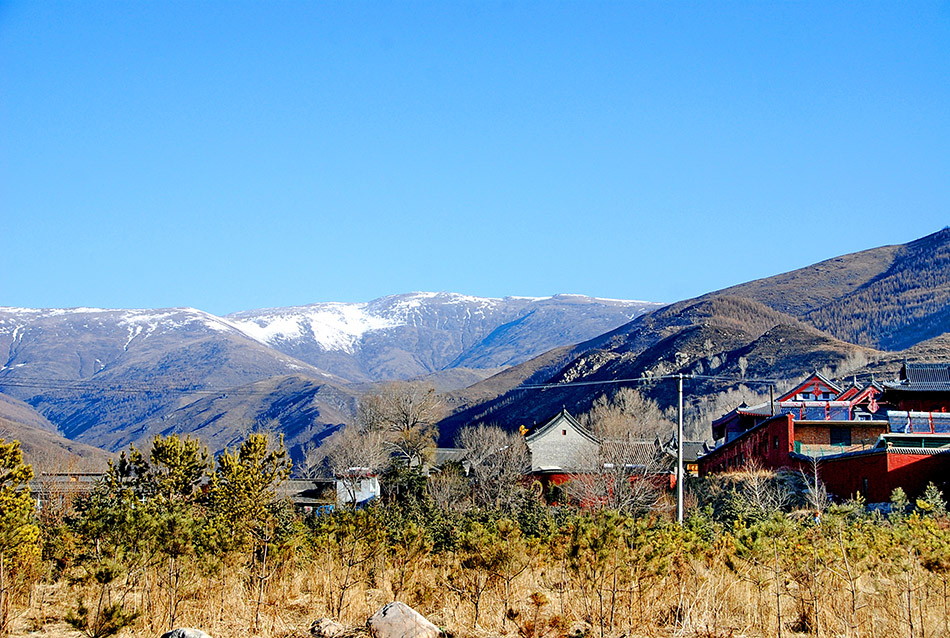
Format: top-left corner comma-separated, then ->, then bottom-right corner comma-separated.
226,293 -> 661,381
0,294 -> 658,462
4,228 -> 949,469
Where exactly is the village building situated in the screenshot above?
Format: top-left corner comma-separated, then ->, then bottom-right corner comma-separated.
277,478 -> 336,514
524,408 -> 702,500
334,467 -> 381,507
699,365 -> 950,503
524,409 -> 601,475
882,362 -> 950,417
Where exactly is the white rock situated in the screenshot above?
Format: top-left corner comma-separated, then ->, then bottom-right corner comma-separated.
367,602 -> 441,638
310,618 -> 345,638
160,629 -> 212,638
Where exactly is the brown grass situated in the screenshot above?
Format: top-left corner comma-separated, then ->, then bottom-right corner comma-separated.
10,530 -> 949,638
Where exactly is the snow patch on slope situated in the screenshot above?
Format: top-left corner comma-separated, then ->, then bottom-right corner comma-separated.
227,303 -> 399,353
0,307 -> 243,340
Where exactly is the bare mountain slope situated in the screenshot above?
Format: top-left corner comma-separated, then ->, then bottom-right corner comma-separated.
437,229 -> 950,443
0,308 -> 338,448
112,375 -> 357,464
0,393 -> 110,471
707,227 -> 950,349
227,293 -> 661,382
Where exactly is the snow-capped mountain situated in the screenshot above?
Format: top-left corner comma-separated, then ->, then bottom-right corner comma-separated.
0,293 -> 660,454
226,292 -> 662,381
0,306 -> 343,447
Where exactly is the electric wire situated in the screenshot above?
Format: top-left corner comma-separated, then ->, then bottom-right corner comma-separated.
0,369 -> 878,396
0,375 -> 325,397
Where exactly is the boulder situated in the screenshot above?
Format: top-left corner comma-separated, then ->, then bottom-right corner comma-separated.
160,629 -> 212,638
310,618 -> 346,638
567,620 -> 591,638
367,602 -> 441,638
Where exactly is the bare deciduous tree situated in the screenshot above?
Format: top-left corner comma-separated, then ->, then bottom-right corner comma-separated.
801,457 -> 829,516
456,424 -> 530,508
580,387 -> 674,440
358,382 -> 443,466
729,461 -> 796,518
426,463 -> 469,512
318,425 -> 388,504
563,439 -> 669,515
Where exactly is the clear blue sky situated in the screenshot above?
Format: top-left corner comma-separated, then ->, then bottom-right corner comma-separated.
2,2 -> 948,315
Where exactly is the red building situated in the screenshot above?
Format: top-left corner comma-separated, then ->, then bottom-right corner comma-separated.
699,369 -> 950,502
882,363 -> 950,413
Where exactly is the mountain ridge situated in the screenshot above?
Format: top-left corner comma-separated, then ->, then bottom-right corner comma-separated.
0,293 -> 658,454
436,228 -> 950,443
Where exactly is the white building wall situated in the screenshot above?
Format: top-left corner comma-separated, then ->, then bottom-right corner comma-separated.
528,418 -> 599,472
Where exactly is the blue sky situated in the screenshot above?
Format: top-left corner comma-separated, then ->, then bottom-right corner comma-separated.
2,2 -> 948,315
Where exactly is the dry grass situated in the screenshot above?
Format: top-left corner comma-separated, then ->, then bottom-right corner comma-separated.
9,501 -> 950,638
10,545 -> 948,638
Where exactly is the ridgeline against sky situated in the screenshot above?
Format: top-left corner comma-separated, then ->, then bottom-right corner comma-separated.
1,2 -> 947,314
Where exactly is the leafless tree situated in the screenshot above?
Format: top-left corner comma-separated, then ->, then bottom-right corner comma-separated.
684,384 -> 774,440
564,439 -> 669,515
456,424 -> 530,508
358,381 -> 443,466
733,460 -> 795,516
801,457 -> 829,516
317,425 -> 388,504
580,387 -> 674,440
426,463 -> 469,512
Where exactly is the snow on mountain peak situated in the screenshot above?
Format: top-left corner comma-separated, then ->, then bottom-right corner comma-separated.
227,303 -> 399,353
2,294 -> 661,359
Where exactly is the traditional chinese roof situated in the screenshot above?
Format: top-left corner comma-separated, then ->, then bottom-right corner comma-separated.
658,437 -> 706,464
525,408 -> 601,445
835,383 -> 863,402
711,402 -> 772,427
432,447 -> 468,466
850,382 -> 883,403
777,372 -> 843,403
884,363 -> 950,392
599,438 -> 672,471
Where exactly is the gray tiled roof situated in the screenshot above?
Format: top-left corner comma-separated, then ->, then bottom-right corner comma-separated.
883,363 -> 950,392
525,409 -> 600,445
903,363 -> 950,384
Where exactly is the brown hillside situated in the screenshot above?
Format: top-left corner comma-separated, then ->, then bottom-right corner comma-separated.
437,297 -> 819,442
706,227 -> 950,350
806,228 -> 950,349
112,374 -> 358,467
0,393 -> 111,472
707,243 -> 902,317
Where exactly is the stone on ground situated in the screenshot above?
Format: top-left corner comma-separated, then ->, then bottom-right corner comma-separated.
160,629 -> 212,638
310,618 -> 346,638
367,602 -> 441,638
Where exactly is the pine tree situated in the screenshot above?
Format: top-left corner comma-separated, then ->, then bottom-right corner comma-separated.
0,439 -> 40,636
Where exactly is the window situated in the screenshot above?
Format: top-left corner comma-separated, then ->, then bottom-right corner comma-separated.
562,429 -> 567,436
830,427 -> 851,446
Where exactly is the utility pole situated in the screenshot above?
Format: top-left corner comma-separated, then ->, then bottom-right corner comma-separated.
676,373 -> 685,525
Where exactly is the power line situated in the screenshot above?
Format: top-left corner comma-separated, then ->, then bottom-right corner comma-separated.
518,372 -> 786,390
0,367 -> 877,397
0,376 -> 325,397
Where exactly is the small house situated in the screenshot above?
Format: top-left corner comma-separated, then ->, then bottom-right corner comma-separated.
524,409 -> 601,475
